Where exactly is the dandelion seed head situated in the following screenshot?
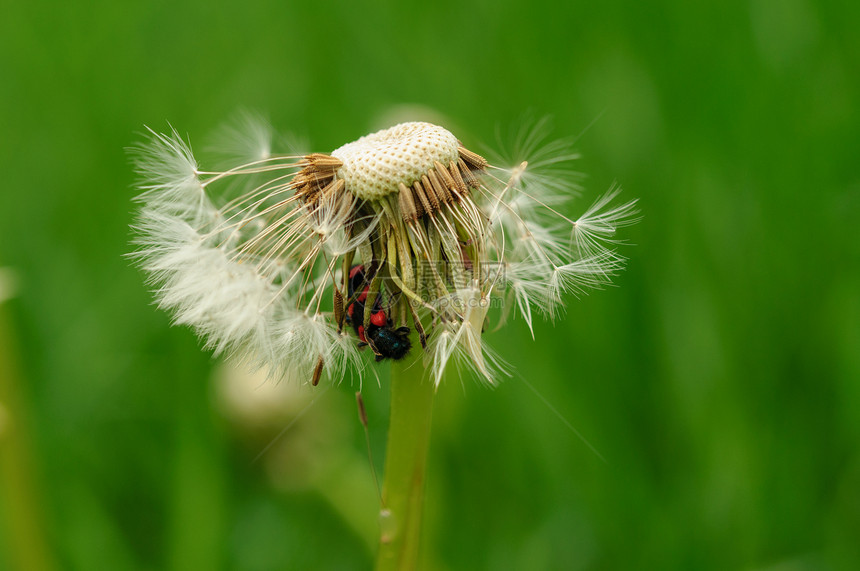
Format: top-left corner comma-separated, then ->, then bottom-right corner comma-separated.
130,117 -> 637,387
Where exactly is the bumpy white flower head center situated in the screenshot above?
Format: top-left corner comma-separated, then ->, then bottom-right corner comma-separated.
331,122 -> 460,201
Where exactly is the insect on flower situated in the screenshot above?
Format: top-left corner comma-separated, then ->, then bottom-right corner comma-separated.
130,118 -> 638,387
345,263 -> 412,362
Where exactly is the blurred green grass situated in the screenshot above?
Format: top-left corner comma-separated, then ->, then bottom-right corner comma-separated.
1,0 -> 858,569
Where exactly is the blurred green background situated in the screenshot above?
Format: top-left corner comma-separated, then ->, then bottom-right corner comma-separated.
1,0 -> 858,569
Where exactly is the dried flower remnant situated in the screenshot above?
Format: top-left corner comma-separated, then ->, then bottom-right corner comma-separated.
130,119 -> 637,386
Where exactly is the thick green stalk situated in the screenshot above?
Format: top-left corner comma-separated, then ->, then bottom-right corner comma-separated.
374,351 -> 435,571
0,302 -> 56,571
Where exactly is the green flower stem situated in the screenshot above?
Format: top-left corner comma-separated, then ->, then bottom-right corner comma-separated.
0,303 -> 56,571
375,349 -> 435,571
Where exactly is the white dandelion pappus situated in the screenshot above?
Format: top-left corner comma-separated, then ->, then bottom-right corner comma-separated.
130,119 -> 638,387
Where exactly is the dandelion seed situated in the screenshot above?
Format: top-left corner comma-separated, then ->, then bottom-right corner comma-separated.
130,120 -> 638,386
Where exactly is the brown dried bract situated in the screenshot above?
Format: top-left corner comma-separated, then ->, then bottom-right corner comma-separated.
458,146 -> 488,169
311,355 -> 325,386
293,153 -> 343,206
